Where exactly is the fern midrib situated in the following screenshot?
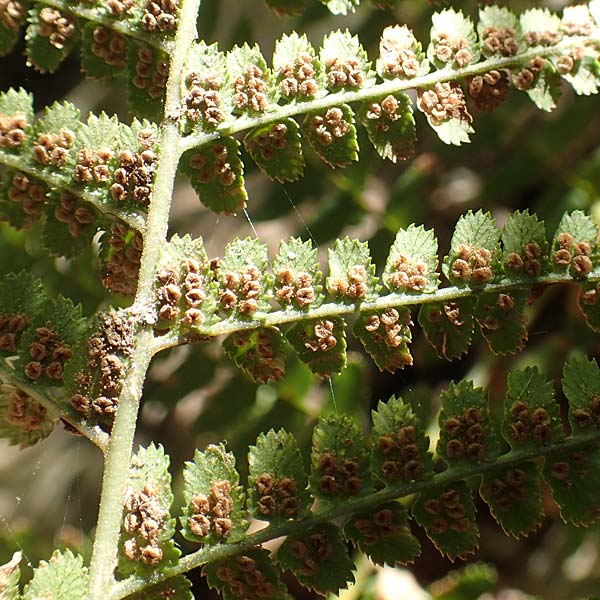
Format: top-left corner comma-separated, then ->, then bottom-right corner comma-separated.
151,270 -> 599,351
180,33 -> 600,152
110,428 -> 600,600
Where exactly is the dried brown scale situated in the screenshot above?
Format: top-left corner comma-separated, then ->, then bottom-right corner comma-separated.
326,57 -> 364,89
37,7 -> 75,52
304,319 -> 337,352
418,82 -> 473,128
309,106 -> 351,146
0,111 -> 28,149
142,0 -> 179,33
0,0 -> 26,30
482,26 -> 519,57
233,65 -> 269,113
378,25 -> 421,78
279,52 -> 319,99
90,26 -> 127,69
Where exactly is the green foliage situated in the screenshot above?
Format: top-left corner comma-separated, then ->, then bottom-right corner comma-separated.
22,550 -> 88,600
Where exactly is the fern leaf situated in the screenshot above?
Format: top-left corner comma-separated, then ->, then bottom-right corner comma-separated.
562,355 -> 600,435
0,551 -> 20,600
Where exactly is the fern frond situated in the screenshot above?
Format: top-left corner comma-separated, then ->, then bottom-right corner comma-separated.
150,209 -> 600,380
110,356 -> 600,600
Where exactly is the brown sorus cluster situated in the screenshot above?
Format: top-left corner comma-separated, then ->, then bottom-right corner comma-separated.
24,326 -> 71,383
89,26 -> 127,69
417,82 -> 473,128
325,56 -> 364,89
102,222 -> 143,296
315,449 -> 363,496
132,45 -> 169,100
253,472 -> 300,518
425,302 -> 465,328
553,231 -> 594,278
481,25 -> 519,57
70,311 -> 134,422
0,111 -> 27,149
303,319 -> 337,352
364,95 -> 412,159
33,127 -> 75,168
74,146 -> 113,184
105,0 -> 135,16
230,330 -> 285,382
142,0 -> 178,33
123,483 -> 168,566
506,241 -> 543,276
53,192 -> 95,238
467,70 -> 510,112
364,308 -> 413,354
511,56 -> 548,91
185,72 -> 223,128
432,32 -> 472,67
353,506 -> 400,546
571,393 -> 600,430
215,555 -> 277,600
189,143 -> 237,187
6,172 -> 47,225
155,256 -> 207,326
580,281 -> 600,308
278,51 -> 319,99
423,488 -> 473,536
37,7 -> 75,51
4,389 -> 47,433
329,264 -> 368,299
377,423 -> 423,481
477,292 -> 516,333
309,107 -> 350,147
441,406 -> 488,463
288,530 -> 333,577
485,467 -> 530,513
274,267 -> 316,309
547,451 -> 594,494
0,0 -> 26,30
233,65 -> 269,113
378,26 -> 421,78
248,122 -> 289,161
561,6 -> 595,37
219,265 -> 262,315
509,400 -> 554,445
388,252 -> 428,292
451,243 -> 494,284
188,479 -> 235,539
525,30 -> 562,47
0,311 -> 27,353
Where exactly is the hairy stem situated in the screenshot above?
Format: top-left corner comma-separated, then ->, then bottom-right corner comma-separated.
181,33 -> 600,152
86,0 -> 201,597
111,429 -> 600,599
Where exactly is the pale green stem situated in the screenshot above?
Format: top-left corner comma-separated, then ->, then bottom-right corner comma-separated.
86,0 -> 201,597
111,429 -> 600,599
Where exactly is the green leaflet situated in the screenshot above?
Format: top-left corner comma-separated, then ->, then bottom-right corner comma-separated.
181,444 -> 248,544
501,210 -> 548,279
302,104 -> 358,168
223,328 -> 287,383
205,548 -> 291,600
478,6 -> 523,58
0,551 -> 21,600
578,282 -> 600,331
286,316 -> 347,377
343,502 -> 420,567
443,210 -> 501,288
0,88 -> 34,156
359,93 -> 416,163
560,53 -> 600,96
377,25 -> 429,81
502,367 -> 563,450
311,414 -> 371,504
118,444 -> 180,578
383,223 -> 439,294
248,429 -> 311,523
326,237 -> 379,303
276,523 -> 355,594
370,395 -> 433,485
562,355 -> 600,434
437,380 -> 500,468
182,138 -> 248,215
272,237 -> 323,310
0,0 -> 28,56
22,549 -> 88,600
353,307 -> 413,373
474,289 -> 529,355
551,210 -> 598,279
244,119 -> 304,182
428,9 -> 479,70
480,461 -> 544,538
126,576 -> 193,600
428,563 -> 497,599
25,5 -> 78,73
412,481 -> 479,561
525,65 -> 562,112
418,298 -> 475,361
